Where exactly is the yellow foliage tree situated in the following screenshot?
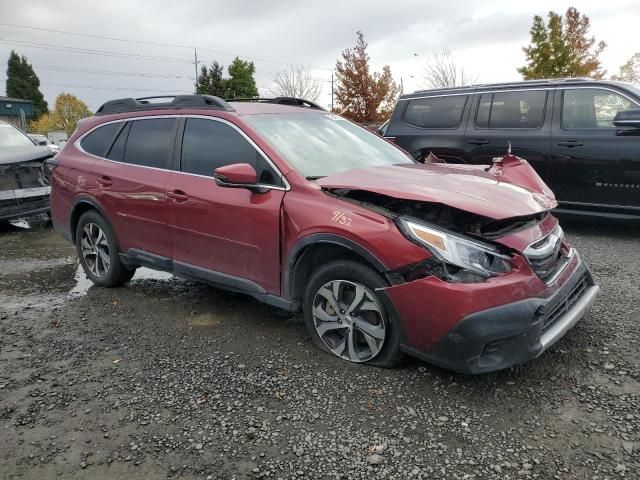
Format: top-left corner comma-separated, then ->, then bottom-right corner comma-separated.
30,93 -> 92,134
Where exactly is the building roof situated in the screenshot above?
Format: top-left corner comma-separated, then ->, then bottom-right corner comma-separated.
0,96 -> 33,104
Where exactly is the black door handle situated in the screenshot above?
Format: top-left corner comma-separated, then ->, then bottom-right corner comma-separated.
468,139 -> 489,145
557,141 -> 584,148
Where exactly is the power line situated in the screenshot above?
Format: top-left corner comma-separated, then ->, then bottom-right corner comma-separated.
0,38 -> 193,63
33,64 -> 195,80
0,22 -> 333,71
0,21 -> 195,49
46,82 -> 192,93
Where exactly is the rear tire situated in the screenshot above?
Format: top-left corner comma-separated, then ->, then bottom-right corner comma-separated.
303,260 -> 404,367
75,210 -> 135,287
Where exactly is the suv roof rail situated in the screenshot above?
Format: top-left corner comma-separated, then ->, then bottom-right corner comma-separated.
228,96 -> 326,111
410,77 -> 594,95
95,95 -> 235,116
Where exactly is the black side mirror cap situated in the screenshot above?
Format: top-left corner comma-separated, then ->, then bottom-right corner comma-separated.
613,109 -> 640,128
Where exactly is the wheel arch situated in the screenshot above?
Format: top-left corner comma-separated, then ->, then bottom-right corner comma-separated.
69,196 -> 112,243
284,234 -> 388,309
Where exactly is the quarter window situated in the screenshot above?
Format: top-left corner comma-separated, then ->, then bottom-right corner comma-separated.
475,90 -> 547,129
180,118 -> 282,186
562,88 -> 635,129
80,122 -> 122,157
123,118 -> 176,169
403,95 -> 468,128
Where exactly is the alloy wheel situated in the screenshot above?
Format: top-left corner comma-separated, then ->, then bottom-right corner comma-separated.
312,279 -> 386,363
80,223 -> 111,277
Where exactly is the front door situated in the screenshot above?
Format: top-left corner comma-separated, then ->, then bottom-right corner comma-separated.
549,87 -> 640,209
166,117 -> 286,294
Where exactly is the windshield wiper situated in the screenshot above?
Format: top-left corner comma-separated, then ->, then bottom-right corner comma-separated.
305,175 -> 325,180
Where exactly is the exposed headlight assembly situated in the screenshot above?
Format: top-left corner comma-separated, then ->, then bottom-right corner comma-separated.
398,219 -> 512,281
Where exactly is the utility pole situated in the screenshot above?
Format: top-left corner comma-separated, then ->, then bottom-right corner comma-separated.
331,73 -> 334,111
193,48 -> 199,94
400,77 -> 404,95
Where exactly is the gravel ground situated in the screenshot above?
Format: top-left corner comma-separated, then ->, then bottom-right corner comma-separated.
0,216 -> 638,479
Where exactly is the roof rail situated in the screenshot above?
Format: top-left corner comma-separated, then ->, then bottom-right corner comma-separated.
228,97 -> 326,111
95,95 -> 235,116
410,77 -> 594,95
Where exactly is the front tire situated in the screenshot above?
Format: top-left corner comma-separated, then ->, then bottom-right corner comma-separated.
75,210 -> 135,287
303,260 -> 403,367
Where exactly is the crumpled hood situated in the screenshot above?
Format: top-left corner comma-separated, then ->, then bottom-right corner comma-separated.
318,163 -> 557,221
0,146 -> 52,165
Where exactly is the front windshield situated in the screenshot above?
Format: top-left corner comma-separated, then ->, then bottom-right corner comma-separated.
0,123 -> 35,147
245,112 -> 413,178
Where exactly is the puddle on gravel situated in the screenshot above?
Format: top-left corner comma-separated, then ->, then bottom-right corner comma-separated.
69,265 -> 175,297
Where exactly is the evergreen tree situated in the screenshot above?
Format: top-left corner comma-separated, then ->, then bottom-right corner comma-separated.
5,51 -> 48,117
518,7 -> 606,80
225,58 -> 258,98
195,61 -> 227,97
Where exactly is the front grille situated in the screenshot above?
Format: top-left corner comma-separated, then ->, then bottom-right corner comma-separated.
525,226 -> 564,281
542,273 -> 589,332
0,196 -> 50,219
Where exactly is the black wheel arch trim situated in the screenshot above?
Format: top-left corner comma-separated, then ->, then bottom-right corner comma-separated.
283,233 -> 388,301
69,196 -> 113,243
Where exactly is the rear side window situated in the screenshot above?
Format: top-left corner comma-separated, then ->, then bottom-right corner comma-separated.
106,122 -> 130,161
123,118 -> 176,169
476,90 -> 547,129
403,95 -> 468,128
80,122 -> 121,157
180,118 -> 282,186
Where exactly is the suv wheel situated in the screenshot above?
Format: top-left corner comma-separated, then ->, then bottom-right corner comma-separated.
303,260 -> 403,367
75,210 -> 135,287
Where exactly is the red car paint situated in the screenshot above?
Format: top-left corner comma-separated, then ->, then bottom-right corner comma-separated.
50,99 -> 599,374
317,162 -> 557,221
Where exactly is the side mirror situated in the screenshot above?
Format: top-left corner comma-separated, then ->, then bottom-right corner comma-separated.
213,163 -> 258,189
38,140 -> 48,146
613,109 -> 640,128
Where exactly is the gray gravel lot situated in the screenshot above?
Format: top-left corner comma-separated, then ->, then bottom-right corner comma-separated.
0,217 -> 638,479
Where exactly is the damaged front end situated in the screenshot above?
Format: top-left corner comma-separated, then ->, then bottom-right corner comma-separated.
0,147 -> 53,221
319,154 -> 564,285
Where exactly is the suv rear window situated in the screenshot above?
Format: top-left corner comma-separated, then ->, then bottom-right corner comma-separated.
80,122 -> 121,157
403,95 -> 468,128
123,118 -> 176,169
476,90 -> 547,129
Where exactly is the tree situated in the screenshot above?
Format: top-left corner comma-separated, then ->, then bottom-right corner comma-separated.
419,50 -> 477,88
334,31 -> 400,123
271,66 -> 322,102
612,53 -> 640,84
518,7 -> 606,80
225,57 -> 258,98
30,93 -> 91,134
5,50 -> 48,117
195,61 -> 226,96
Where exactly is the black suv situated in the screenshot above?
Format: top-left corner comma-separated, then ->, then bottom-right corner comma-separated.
382,79 -> 640,219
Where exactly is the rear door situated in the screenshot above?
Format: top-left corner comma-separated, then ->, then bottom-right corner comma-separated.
549,86 -> 640,209
463,88 -> 553,180
166,116 -> 286,294
88,117 -> 177,259
386,93 -> 472,162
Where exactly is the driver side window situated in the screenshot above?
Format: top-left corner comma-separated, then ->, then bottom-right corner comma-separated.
562,88 -> 635,129
180,118 -> 282,186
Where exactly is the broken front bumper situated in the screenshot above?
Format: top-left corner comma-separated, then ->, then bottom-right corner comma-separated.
0,186 -> 51,220
385,252 -> 599,374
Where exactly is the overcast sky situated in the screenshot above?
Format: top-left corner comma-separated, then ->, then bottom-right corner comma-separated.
0,0 -> 638,111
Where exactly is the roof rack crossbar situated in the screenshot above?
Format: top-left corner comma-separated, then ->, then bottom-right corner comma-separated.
227,96 -> 326,111
95,95 -> 235,116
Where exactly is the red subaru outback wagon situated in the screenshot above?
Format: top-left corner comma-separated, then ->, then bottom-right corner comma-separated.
49,95 -> 599,374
